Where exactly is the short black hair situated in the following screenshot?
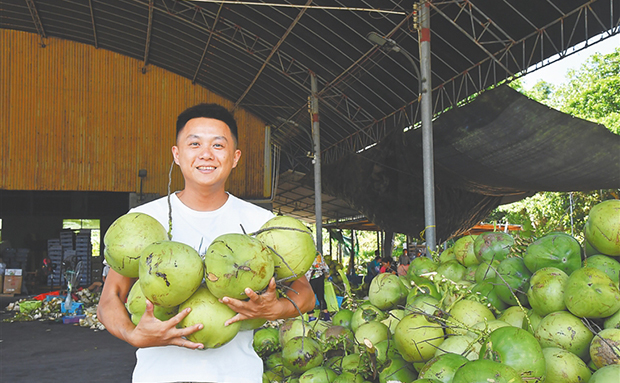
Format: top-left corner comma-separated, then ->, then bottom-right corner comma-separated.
176,103 -> 238,145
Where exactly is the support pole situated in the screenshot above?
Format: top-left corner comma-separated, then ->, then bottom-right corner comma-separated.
310,72 -> 323,254
419,1 -> 436,253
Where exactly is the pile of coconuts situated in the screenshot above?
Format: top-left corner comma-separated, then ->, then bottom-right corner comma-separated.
255,199 -> 620,383
103,213 -> 316,349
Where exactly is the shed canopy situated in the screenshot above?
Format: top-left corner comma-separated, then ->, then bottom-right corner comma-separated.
321,85 -> 620,241
2,0 -> 618,226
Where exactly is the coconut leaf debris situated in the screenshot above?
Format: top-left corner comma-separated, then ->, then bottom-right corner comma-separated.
3,289 -> 106,331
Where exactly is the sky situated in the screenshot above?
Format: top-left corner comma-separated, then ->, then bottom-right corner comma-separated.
520,33 -> 619,89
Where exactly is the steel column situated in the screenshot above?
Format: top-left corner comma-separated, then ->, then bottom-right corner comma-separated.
310,72 -> 323,254
420,1 -> 436,253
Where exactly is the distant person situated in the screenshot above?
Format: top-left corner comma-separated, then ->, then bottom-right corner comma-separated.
397,255 -> 410,276
102,264 -> 110,283
364,253 -> 381,285
305,252 -> 330,321
380,257 -> 396,274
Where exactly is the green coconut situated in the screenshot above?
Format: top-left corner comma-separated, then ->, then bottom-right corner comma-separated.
354,321 -> 390,346
350,302 -> 386,332
378,357 -> 418,383
394,313 -> 445,363
255,216 -> 316,281
279,318 -> 314,346
494,257 -> 531,306
526,267 -> 568,316
534,310 -> 594,361
453,235 -> 480,267
125,280 -> 178,325
281,336 -> 323,375
299,367 -> 337,383
446,299 -> 495,336
523,233 -> 581,275
542,347 -> 591,383
584,199 -> 620,256
418,353 -> 469,382
474,260 -> 501,283
436,260 -> 466,282
204,233 -> 275,299
584,254 -> 620,283
474,231 -> 514,263
480,326 -> 546,383
564,266 -> 620,318
452,359 -> 524,383
253,327 -> 281,358
178,285 -> 240,348
138,240 -> 204,308
381,309 -> 405,334
589,364 -> 620,383
408,257 -> 439,278
368,273 -> 407,310
589,328 -> 620,368
104,212 -> 168,277
434,335 -> 481,361
438,246 -> 456,263
332,308 -> 354,329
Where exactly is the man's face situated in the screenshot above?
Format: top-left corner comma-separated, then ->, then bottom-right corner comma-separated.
172,117 -> 241,191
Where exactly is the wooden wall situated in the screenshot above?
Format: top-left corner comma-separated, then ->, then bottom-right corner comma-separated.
1,29 -> 270,200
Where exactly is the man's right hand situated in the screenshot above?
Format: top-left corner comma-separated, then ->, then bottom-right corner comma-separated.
97,269 -> 205,350
128,299 -> 204,350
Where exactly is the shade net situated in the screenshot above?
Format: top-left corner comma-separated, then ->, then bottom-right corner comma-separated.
321,85 -> 620,241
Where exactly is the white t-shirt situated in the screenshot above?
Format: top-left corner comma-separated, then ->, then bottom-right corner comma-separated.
128,192 -> 274,383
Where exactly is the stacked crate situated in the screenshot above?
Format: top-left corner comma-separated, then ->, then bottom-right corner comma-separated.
46,230 -> 93,288
75,231 -> 92,286
47,239 -> 63,288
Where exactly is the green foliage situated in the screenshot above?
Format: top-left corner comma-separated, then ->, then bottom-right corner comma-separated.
556,48 -> 620,134
513,47 -> 620,134
487,190 -> 618,241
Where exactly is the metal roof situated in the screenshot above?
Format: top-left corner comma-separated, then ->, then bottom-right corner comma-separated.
2,0 -> 618,224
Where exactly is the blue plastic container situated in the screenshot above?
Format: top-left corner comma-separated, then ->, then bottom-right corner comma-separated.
61,301 -> 84,315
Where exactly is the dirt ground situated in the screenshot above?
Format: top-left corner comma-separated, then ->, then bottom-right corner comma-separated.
0,294 -> 137,383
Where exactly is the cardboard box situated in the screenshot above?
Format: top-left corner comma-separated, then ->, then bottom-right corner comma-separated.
3,275 -> 22,294
5,269 -> 22,276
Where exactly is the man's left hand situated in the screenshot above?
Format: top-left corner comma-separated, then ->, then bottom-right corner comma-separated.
219,277 -> 280,326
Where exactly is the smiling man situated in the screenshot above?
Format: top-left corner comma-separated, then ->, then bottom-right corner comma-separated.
98,103 -> 315,383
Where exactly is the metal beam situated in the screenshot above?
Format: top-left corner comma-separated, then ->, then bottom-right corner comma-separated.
192,2 -> 224,84
24,0 -> 46,46
88,0 -> 98,48
142,0 -> 154,71
319,0 -> 617,165
234,0 -> 311,110
431,3 -> 514,76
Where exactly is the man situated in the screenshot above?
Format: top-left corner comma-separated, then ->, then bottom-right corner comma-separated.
98,103 -> 315,383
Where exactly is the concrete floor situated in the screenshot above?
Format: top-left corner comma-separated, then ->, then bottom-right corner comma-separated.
0,294 -> 136,383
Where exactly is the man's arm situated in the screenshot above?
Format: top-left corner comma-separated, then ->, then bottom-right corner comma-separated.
221,276 -> 316,326
97,269 -> 204,349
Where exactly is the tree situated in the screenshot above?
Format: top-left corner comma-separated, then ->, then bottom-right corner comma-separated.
492,48 -> 620,239
555,47 -> 620,134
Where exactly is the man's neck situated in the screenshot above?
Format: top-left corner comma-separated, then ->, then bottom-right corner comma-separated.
176,187 -> 229,212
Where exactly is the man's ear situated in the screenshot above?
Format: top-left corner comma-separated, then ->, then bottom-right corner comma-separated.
172,146 -> 180,165
232,149 -> 242,168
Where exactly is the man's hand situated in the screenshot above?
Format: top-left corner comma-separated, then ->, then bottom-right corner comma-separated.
220,275 -> 315,326
127,300 -> 205,350
220,277 -> 280,326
